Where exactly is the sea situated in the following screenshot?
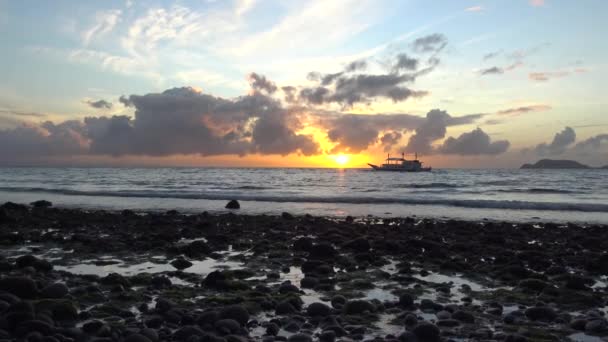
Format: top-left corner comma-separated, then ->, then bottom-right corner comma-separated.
0,167 -> 607,224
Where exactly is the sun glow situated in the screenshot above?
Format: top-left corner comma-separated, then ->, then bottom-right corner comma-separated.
333,154 -> 350,166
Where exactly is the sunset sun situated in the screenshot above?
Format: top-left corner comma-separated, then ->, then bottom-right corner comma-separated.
334,154 -> 350,166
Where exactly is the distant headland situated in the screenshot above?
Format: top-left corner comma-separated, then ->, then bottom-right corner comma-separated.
521,159 -> 607,169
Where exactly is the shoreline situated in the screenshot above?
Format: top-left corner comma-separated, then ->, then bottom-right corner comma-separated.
1,201 -> 608,341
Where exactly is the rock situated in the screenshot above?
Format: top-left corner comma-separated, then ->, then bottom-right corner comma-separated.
451,310 -> 475,323
30,200 -> 52,208
319,330 -> 336,342
308,243 -> 336,259
397,331 -> 417,342
215,319 -> 242,334
306,302 -> 331,317
225,200 -> 240,209
343,300 -> 375,315
181,240 -> 211,258
570,318 -> 587,330
293,237 -> 313,251
173,326 -> 206,340
436,319 -> 460,327
504,334 -> 528,342
518,278 -> 548,292
124,334 -> 152,342
300,277 -> 319,289
15,255 -> 52,272
281,212 -> 294,220
82,320 -> 105,334
330,295 -> 346,308
219,305 -> 249,326
288,333 -> 312,342
436,310 -> 451,320
585,319 -> 607,334
203,271 -> 230,289
565,275 -> 593,290
419,299 -> 442,311
0,276 -> 38,299
40,283 -> 69,299
265,322 -> 280,336
524,306 -> 557,322
101,273 -> 131,287
412,323 -> 440,342
276,300 -> 298,315
398,293 -> 414,307
197,310 -> 220,326
15,320 -> 55,337
47,300 -> 78,321
170,257 -> 193,270
342,237 -> 371,252
403,314 -> 418,326
279,282 -> 300,294
140,328 -> 159,342
151,276 -> 172,288
155,297 -> 175,313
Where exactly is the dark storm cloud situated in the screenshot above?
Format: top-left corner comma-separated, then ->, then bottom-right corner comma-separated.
298,53 -> 435,107
533,127 -> 576,155
393,53 -> 418,72
404,110 -> 486,154
411,33 -> 447,53
317,113 -> 425,153
479,66 -> 504,75
0,120 -> 88,163
345,60 -> 367,72
0,85 -> 320,163
248,72 -> 278,94
315,108 -> 486,155
437,128 -> 510,155
573,134 -> 608,154
295,36 -> 449,107
85,99 -> 113,109
380,131 -> 403,152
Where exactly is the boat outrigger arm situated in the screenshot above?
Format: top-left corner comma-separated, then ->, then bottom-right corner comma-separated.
368,152 -> 432,172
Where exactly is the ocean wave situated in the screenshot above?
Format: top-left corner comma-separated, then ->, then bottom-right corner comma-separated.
496,188 -> 575,194
1,186 -> 607,213
394,183 -> 461,189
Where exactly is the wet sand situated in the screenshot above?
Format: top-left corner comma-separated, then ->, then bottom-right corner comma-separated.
1,201 -> 608,341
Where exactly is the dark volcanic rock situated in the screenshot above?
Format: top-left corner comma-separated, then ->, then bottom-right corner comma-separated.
288,333 -> 313,342
451,310 -> 475,323
343,300 -> 375,315
398,293 -> 414,307
308,243 -> 336,259
170,257 -> 193,270
518,278 -> 549,292
412,322 -> 440,342
0,277 -> 38,299
225,200 -> 240,209
40,283 -> 69,298
342,237 -> 371,252
30,200 -> 52,208
219,305 -> 250,326
306,302 -> 331,317
525,306 -> 557,322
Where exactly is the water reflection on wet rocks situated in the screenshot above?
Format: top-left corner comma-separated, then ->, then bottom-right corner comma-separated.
0,202 -> 608,341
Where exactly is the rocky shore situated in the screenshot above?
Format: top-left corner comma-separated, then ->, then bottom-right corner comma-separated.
1,201 -> 607,342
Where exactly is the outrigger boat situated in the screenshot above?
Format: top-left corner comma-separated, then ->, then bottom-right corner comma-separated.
368,153 -> 432,172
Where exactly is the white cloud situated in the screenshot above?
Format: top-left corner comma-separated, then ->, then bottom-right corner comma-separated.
82,9 -> 122,46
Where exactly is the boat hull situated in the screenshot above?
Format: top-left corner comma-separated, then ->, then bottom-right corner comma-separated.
367,163 -> 432,172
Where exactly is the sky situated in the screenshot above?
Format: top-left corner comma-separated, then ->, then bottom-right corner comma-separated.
0,0 -> 607,168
